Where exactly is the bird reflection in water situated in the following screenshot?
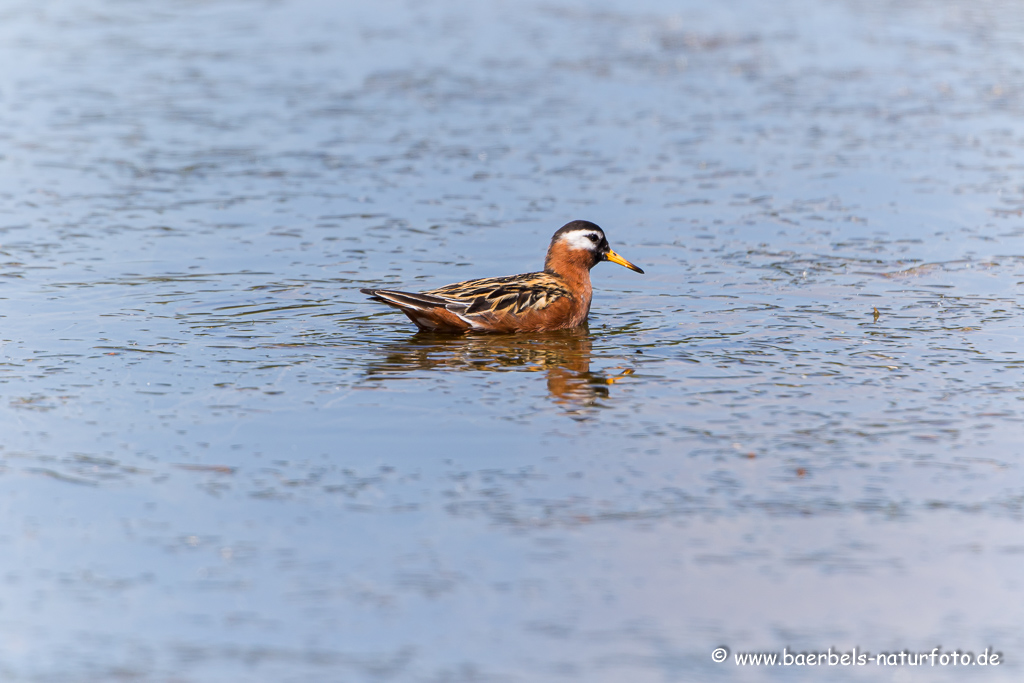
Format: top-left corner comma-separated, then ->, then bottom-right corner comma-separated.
364,327 -> 634,413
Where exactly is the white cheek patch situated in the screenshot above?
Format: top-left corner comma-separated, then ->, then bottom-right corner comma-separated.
560,231 -> 601,250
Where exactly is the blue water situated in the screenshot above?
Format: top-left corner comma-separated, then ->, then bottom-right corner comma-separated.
1,0 -> 1023,680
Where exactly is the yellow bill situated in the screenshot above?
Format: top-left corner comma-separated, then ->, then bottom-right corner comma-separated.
605,248 -> 645,274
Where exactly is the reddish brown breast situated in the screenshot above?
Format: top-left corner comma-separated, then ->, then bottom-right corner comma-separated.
542,240 -> 594,329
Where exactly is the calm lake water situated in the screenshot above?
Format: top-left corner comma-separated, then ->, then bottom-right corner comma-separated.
2,0 -> 1023,680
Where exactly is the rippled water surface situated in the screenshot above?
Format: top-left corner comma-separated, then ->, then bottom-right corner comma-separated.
2,0 -> 1024,680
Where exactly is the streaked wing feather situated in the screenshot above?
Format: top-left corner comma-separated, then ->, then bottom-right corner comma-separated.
425,272 -> 571,318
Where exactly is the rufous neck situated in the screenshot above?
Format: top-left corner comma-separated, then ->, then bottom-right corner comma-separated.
544,240 -> 596,280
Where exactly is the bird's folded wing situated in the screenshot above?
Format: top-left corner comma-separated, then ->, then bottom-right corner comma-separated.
426,273 -> 571,317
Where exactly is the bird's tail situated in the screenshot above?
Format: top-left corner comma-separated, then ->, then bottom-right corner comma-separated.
360,288 -> 452,312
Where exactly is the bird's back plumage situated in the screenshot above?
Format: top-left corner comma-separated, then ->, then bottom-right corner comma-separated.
427,272 -> 572,314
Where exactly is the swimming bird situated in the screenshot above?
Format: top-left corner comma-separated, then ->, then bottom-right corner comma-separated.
360,220 -> 644,333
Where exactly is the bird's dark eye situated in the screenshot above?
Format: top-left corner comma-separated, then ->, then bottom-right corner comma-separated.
587,233 -> 599,243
